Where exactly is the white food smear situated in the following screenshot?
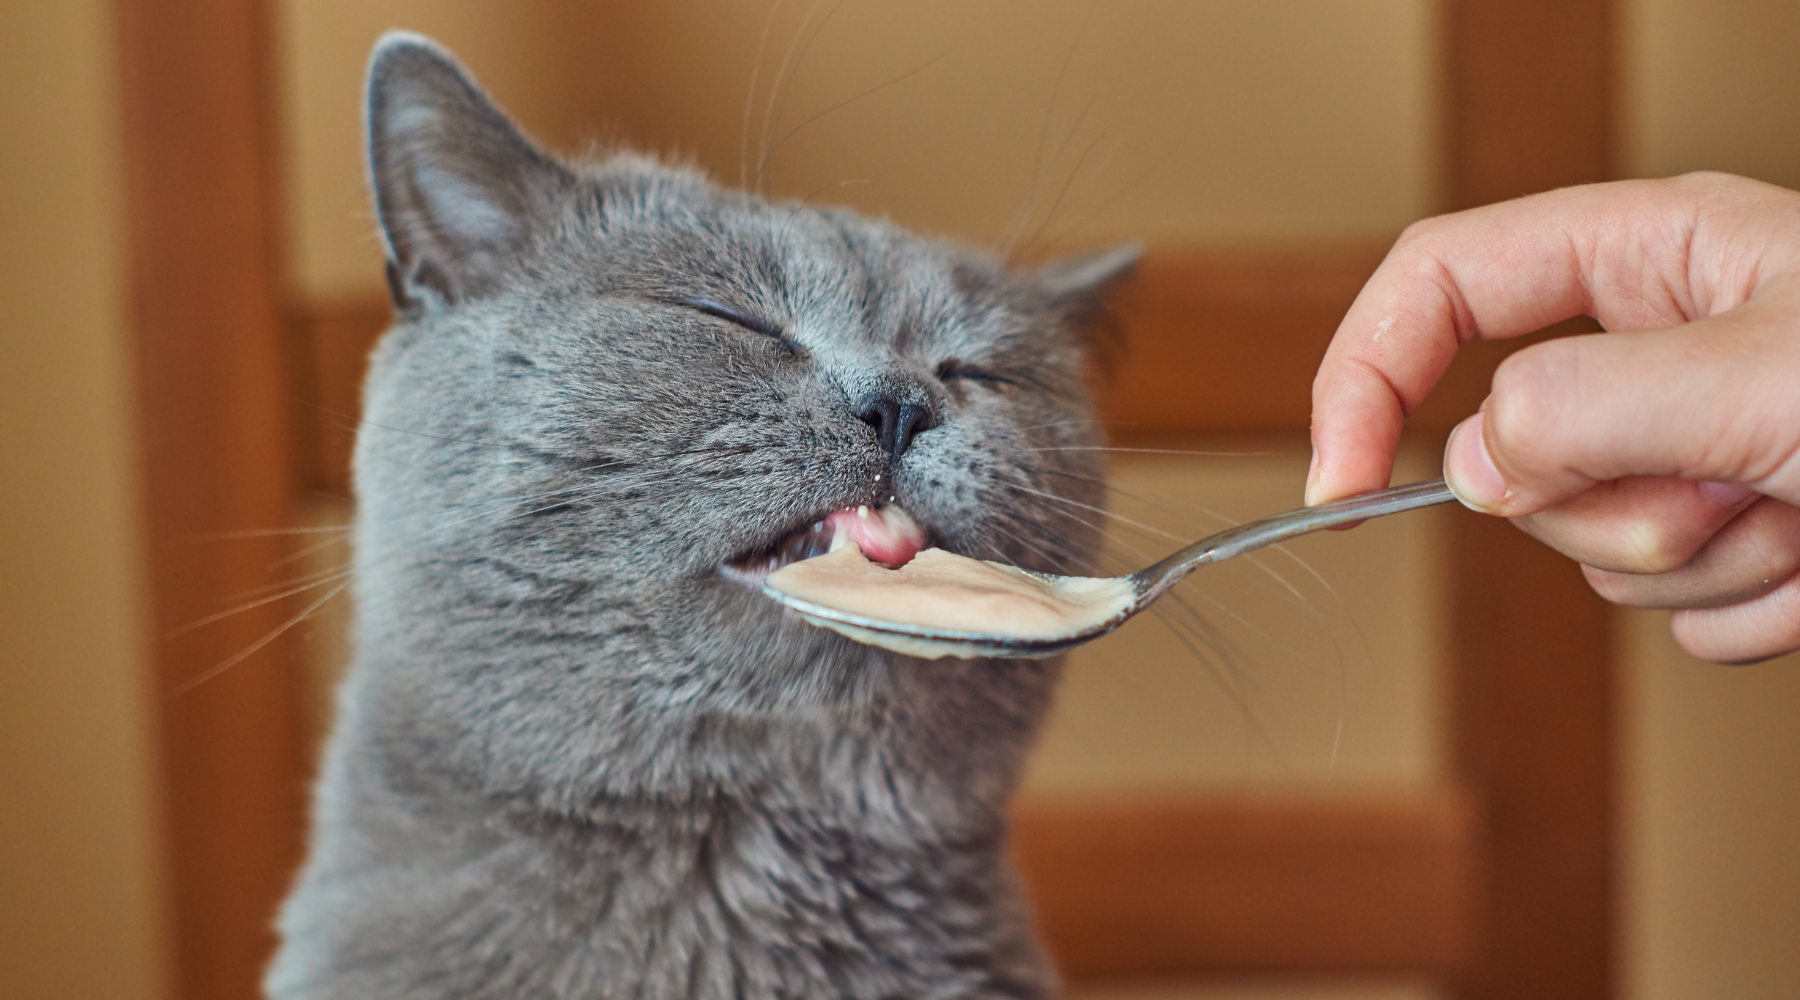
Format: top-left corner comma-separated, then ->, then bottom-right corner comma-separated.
766,544 -> 1135,657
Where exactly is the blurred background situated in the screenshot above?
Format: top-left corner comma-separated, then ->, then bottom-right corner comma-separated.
5,1 -> 1799,999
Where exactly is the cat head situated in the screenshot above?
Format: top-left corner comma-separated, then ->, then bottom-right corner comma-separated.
350,33 -> 1136,808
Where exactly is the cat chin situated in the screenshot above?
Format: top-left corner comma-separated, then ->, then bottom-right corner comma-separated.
719,503 -> 925,584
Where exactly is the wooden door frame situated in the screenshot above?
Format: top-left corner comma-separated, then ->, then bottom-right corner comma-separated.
116,1 -> 307,999
1440,3 -> 1618,998
124,1 -> 1618,996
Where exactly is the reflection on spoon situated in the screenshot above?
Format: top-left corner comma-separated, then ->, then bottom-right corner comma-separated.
762,478 -> 1458,659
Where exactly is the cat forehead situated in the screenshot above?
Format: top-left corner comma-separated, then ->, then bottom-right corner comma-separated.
570,164 -> 1022,321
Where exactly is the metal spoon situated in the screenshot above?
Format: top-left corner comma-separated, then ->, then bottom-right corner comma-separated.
762,477 -> 1458,659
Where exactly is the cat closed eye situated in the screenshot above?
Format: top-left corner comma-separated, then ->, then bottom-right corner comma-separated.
680,298 -> 786,339
935,359 -> 1017,388
676,297 -> 809,360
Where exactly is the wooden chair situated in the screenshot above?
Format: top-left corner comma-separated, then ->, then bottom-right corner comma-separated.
116,2 -> 1619,998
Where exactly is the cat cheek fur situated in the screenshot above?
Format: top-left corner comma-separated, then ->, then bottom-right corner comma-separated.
268,30 -> 1136,1000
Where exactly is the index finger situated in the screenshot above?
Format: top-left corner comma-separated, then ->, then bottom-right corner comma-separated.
1305,175 -> 1766,506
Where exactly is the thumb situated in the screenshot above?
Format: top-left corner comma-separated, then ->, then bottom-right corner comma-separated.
1443,290 -> 1800,515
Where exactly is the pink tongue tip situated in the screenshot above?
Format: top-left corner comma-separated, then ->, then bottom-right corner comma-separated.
825,505 -> 925,567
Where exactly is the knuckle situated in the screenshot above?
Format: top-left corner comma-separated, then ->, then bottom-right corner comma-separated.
1617,516 -> 1696,574
1670,169 -> 1749,194
1485,349 -> 1569,465
1394,215 -> 1447,249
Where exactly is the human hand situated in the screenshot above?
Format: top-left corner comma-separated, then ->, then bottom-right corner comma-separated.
1306,173 -> 1800,663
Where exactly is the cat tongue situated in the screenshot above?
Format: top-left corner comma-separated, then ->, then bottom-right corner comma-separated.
825,505 -> 925,567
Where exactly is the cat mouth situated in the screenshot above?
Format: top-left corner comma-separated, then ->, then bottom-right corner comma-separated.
722,504 -> 927,583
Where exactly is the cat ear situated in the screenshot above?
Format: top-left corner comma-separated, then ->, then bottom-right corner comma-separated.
365,31 -> 572,315
1035,243 -> 1143,302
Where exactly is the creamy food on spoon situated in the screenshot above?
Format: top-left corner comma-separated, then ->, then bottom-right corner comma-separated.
760,504 -> 1134,659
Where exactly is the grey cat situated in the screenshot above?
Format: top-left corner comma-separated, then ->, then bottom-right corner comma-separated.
268,32 -> 1135,1000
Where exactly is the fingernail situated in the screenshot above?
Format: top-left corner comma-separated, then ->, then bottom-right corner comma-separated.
1698,480 -> 1756,507
1304,443 -> 1322,506
1444,413 -> 1507,511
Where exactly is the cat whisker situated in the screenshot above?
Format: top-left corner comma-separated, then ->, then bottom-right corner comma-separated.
265,532 -> 355,574
1015,104 -> 1113,258
978,519 -> 1087,578
999,469 -> 1325,708
1001,4 -> 1098,255
971,503 -> 1269,733
1014,417 -> 1108,433
1019,463 -> 1343,632
1036,132 -> 1185,252
988,476 -> 1157,564
1022,465 -> 1187,508
181,555 -> 351,607
759,48 -> 953,181
319,409 -> 518,453
170,581 -> 351,697
741,0 -> 788,189
426,481 -> 632,526
166,565 -> 355,640
999,478 -> 1188,545
755,0 -> 842,193
199,524 -> 354,539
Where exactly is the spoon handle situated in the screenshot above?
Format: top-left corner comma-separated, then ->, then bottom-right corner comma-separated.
1131,477 -> 1459,603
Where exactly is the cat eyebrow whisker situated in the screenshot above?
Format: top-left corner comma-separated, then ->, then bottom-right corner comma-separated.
739,0 -> 784,189
1001,5 -> 1097,257
755,0 -> 848,193
759,47 -> 953,184
1042,132 -> 1188,254
1015,117 -> 1115,261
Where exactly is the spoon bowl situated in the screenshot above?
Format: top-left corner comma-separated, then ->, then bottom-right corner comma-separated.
762,478 -> 1459,659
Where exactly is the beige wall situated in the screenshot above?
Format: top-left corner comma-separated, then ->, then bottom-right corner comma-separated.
1623,617 -> 1800,1000
277,0 -> 1438,301
0,1 -> 171,999
1624,0 -> 1800,188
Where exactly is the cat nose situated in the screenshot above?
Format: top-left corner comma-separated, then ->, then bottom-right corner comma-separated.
856,394 -> 936,464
